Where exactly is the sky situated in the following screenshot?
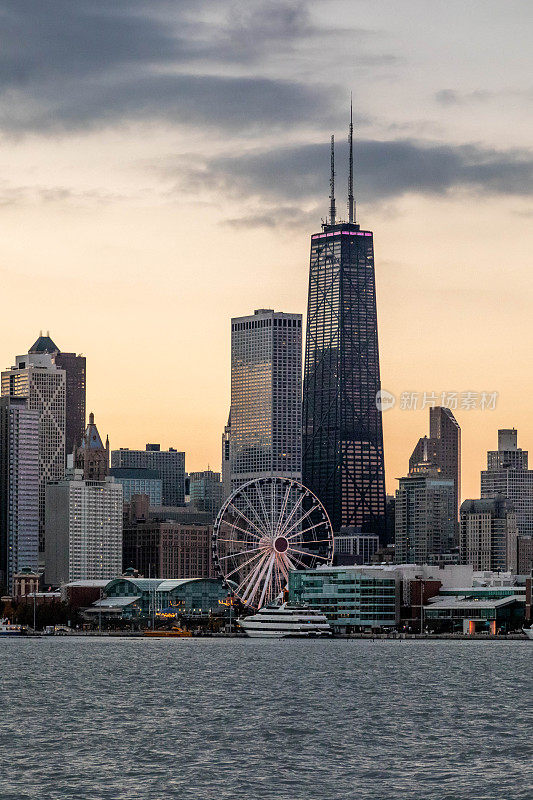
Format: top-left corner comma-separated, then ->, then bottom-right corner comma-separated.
0,0 -> 532,499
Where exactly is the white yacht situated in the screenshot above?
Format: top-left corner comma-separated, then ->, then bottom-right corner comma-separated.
238,602 -> 331,638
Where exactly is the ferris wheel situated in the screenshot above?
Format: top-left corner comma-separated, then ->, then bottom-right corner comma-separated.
213,477 -> 334,609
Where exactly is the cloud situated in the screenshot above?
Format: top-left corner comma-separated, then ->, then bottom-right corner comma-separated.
0,0 -> 349,134
175,138 -> 533,223
434,89 -> 493,106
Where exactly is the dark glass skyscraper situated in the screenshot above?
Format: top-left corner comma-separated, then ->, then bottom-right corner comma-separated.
302,123 -> 386,537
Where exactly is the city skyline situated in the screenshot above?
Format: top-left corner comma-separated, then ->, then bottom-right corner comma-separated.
0,2 -> 531,501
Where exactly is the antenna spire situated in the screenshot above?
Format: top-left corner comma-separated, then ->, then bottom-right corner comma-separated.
348,94 -> 355,224
329,134 -> 336,226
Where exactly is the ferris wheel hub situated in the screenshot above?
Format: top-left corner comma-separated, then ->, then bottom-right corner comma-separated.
273,536 -> 289,553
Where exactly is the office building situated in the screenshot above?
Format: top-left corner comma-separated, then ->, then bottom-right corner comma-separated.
45,471 -> 123,585
230,308 -> 302,491
333,528 -> 380,565
410,407 -> 461,518
27,333 -> 86,461
111,444 -> 185,506
302,123 -> 386,537
189,470 -> 223,519
122,521 -> 214,579
109,467 -> 162,507
75,412 -> 109,481
481,429 -> 533,537
2,346 -> 66,559
459,498 -> 518,572
395,460 -> 456,564
517,536 -> 533,575
221,411 -> 231,501
0,397 -> 39,592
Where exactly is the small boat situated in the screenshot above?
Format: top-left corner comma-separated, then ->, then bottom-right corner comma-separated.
0,618 -> 26,637
238,602 -> 331,638
523,627 -> 533,640
144,627 -> 192,638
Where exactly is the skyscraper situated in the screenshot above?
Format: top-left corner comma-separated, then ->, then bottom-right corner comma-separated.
302,115 -> 386,537
230,308 -> 302,492
481,429 -> 533,537
75,412 -> 109,481
28,334 -> 86,461
459,498 -> 518,572
409,407 -> 461,519
0,397 -> 39,592
2,348 -> 66,560
111,444 -> 185,506
221,411 -> 231,502
189,470 -> 223,519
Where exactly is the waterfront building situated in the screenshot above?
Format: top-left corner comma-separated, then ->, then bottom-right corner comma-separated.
221,411 -> 231,501
409,407 -> 461,519
27,334 -> 86,463
333,528 -> 379,565
75,412 -> 109,481
459,498 -> 518,572
0,397 -> 39,592
111,444 -> 185,506
109,467 -> 162,506
230,309 -> 302,492
12,569 -> 40,599
395,459 -> 456,564
45,471 -> 123,586
189,470 -> 223,519
302,125 -> 386,537
289,565 -> 400,631
423,596 -> 524,633
87,576 -> 227,620
2,346 -> 66,560
122,521 -> 214,579
481,429 -> 533,537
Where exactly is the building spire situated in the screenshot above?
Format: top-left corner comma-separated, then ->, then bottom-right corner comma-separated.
329,134 -> 336,226
348,94 -> 355,224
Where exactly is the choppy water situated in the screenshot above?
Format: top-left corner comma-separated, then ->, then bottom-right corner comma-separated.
0,638 -> 531,800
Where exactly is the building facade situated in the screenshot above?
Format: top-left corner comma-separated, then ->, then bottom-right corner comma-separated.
459,498 -> 518,572
27,334 -> 86,462
289,566 -> 400,630
302,136 -> 386,537
45,471 -> 123,585
75,412 -> 109,481
395,463 -> 456,564
410,406 -> 461,519
189,470 -> 223,519
230,309 -> 302,491
0,397 -> 40,592
481,429 -> 533,537
111,444 -> 185,506
2,348 -> 66,559
109,467 -> 162,506
333,529 -> 380,565
122,521 -> 214,579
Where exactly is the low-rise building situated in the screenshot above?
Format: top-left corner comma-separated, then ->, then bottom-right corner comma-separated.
424,596 -> 524,633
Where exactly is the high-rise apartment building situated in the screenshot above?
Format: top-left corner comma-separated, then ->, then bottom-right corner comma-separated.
0,397 -> 39,592
45,471 -> 123,585
395,462 -> 456,564
111,444 -> 185,506
460,498 -> 518,572
410,407 -> 461,518
481,429 -> 533,537
75,412 -> 109,481
2,348 -> 66,559
28,334 -> 86,460
302,125 -> 386,537
230,309 -> 302,491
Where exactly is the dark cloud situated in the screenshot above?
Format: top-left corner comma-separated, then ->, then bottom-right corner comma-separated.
0,0 -> 349,134
177,139 -> 533,219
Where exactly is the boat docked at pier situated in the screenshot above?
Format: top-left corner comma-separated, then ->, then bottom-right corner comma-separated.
0,619 -> 26,637
238,602 -> 331,638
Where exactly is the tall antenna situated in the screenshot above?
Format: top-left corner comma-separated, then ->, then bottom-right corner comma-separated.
329,134 -> 336,226
348,94 -> 355,224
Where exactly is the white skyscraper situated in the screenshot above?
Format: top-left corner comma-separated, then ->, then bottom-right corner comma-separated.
0,397 -> 40,592
2,350 -> 66,561
230,309 -> 302,492
45,471 -> 123,585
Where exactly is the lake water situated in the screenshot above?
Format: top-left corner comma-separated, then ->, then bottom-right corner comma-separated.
0,638 -> 531,800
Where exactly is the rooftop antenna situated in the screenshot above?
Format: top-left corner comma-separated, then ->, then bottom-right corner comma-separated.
348,94 -> 355,224
329,134 -> 336,226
